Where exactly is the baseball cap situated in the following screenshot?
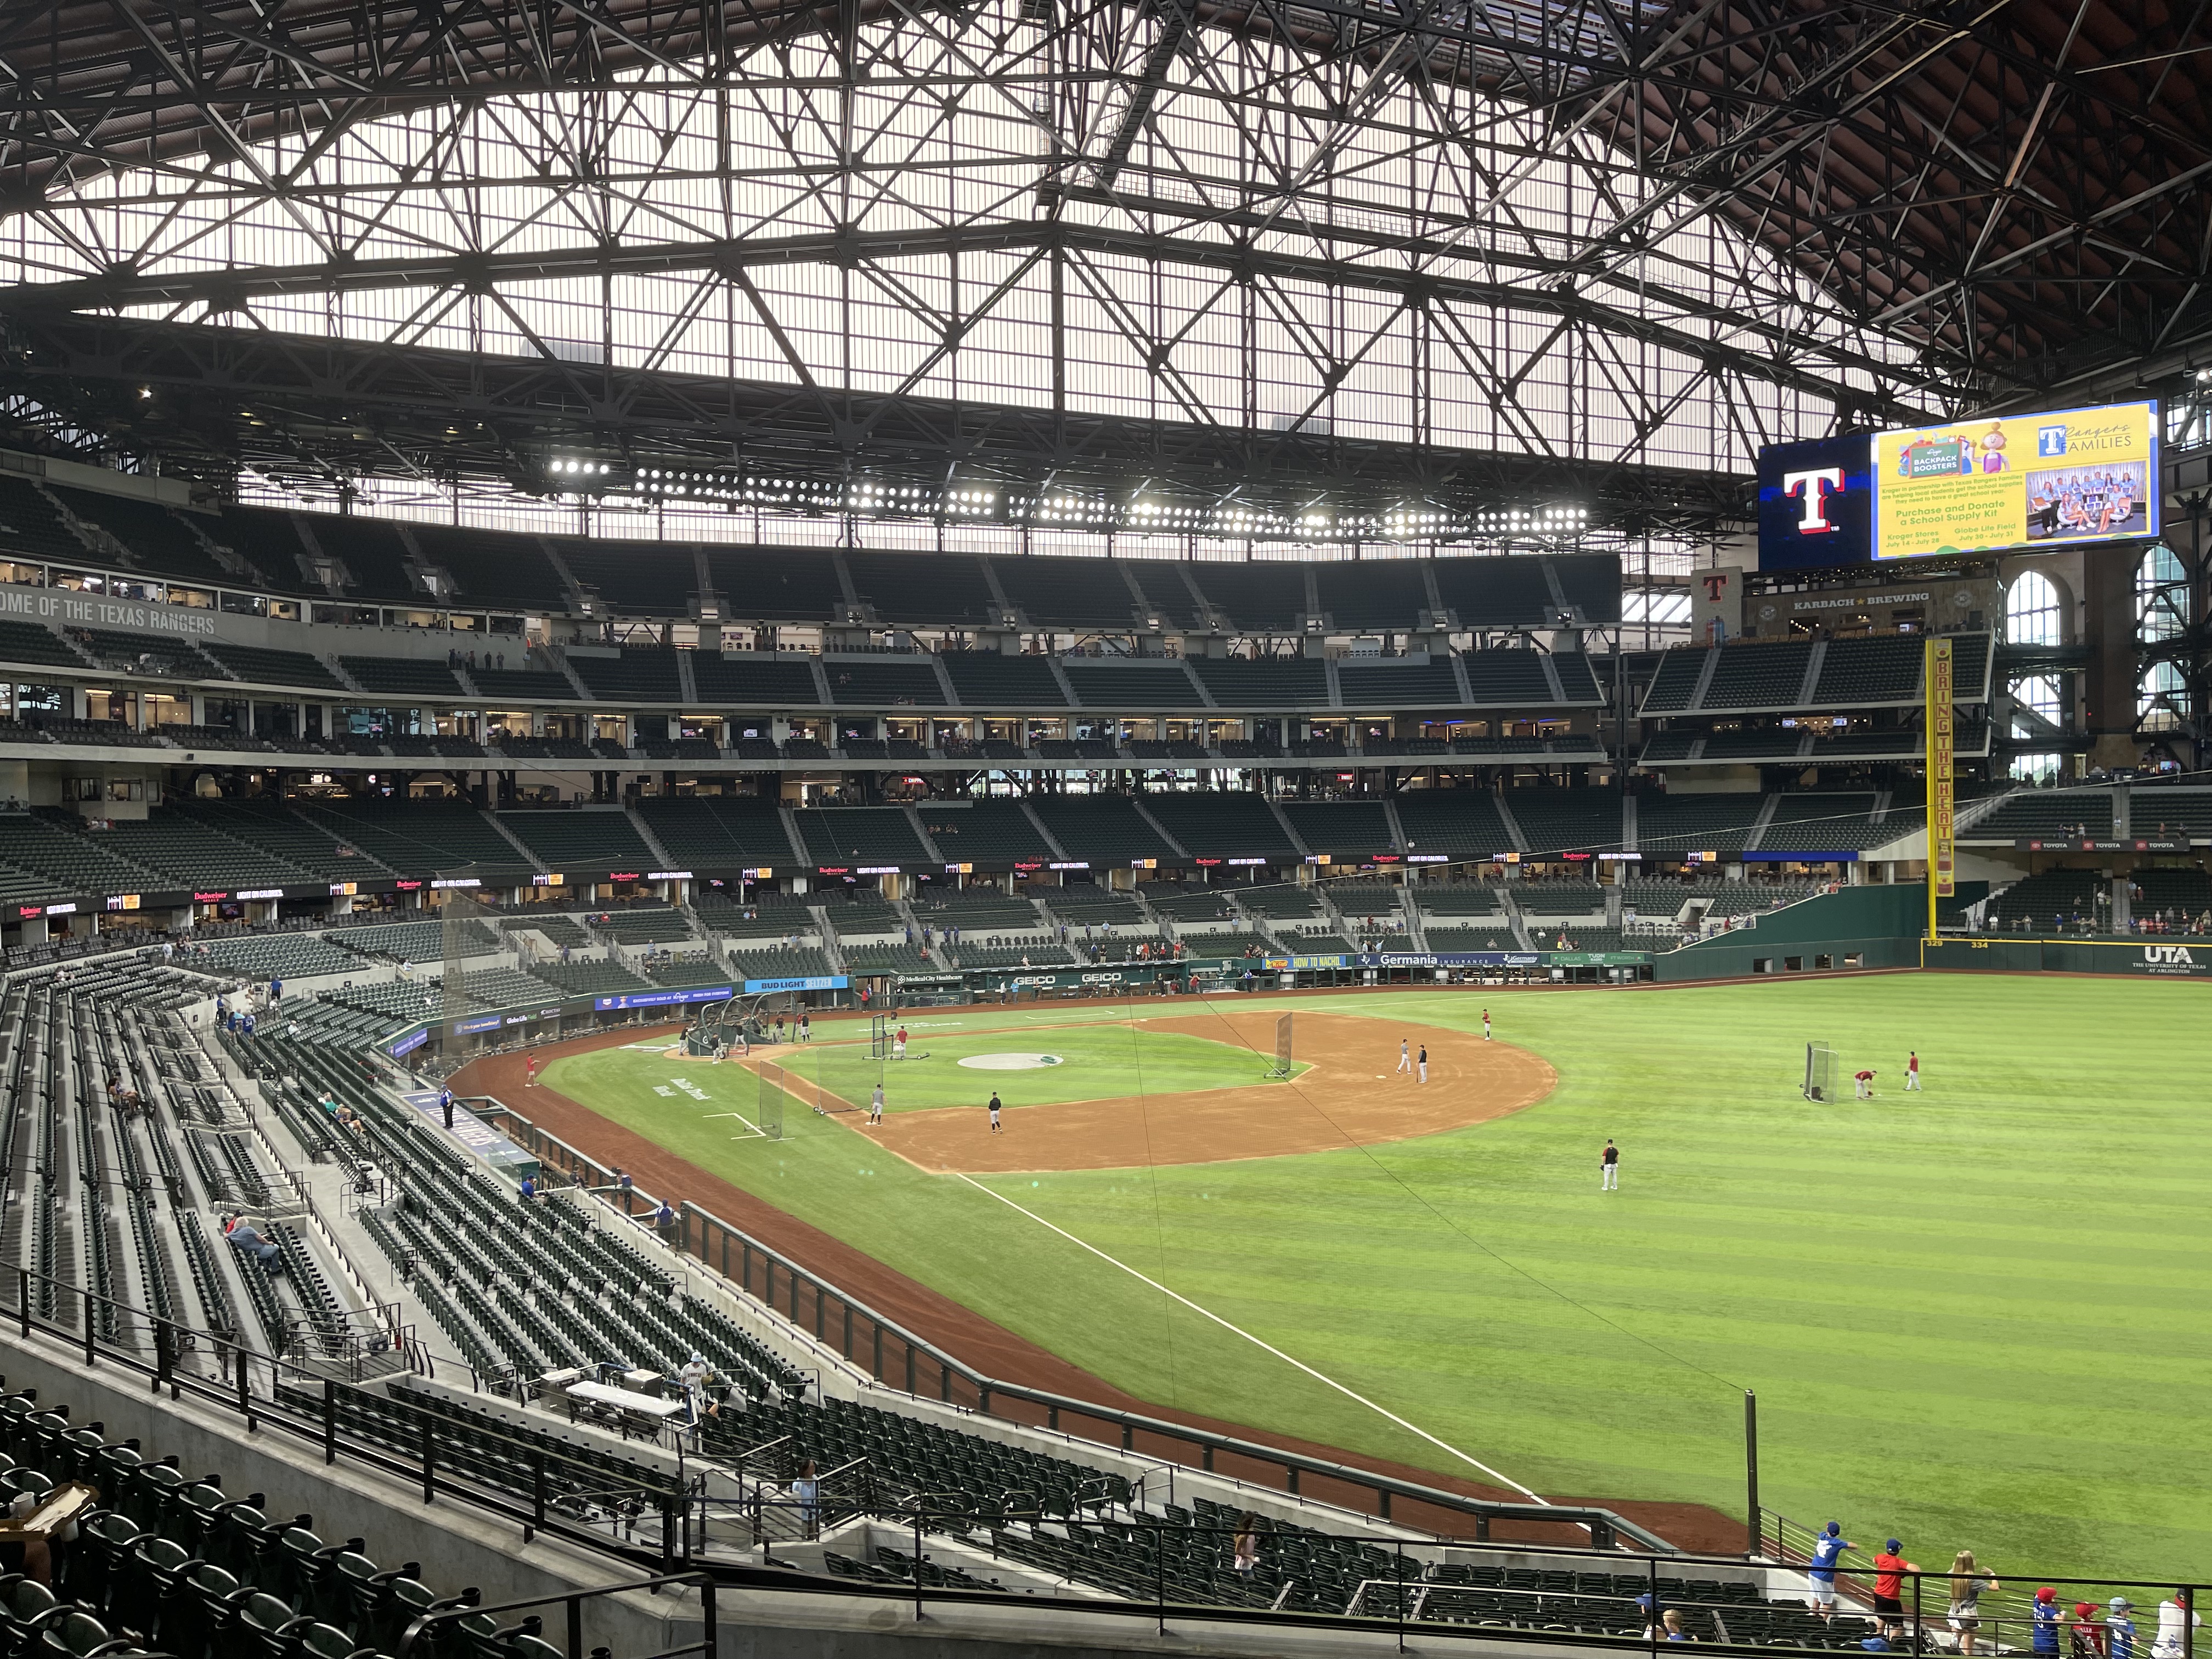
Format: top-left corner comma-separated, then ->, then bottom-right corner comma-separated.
2076,1605 -> 2097,1620
1635,1594 -> 1655,1611
2110,1600 -> 2133,1612
1886,1540 -> 1902,1553
1825,1522 -> 1842,1536
2036,1588 -> 2057,1603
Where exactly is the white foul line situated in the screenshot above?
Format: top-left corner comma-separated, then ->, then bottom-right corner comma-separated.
949,1170 -> 1548,1505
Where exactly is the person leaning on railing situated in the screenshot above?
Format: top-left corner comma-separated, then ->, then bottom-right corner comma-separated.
1945,1551 -> 2000,1656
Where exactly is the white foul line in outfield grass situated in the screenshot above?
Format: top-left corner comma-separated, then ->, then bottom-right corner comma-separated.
949,1170 -> 1549,1507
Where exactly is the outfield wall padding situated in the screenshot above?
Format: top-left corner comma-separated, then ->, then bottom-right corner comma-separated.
1923,936 -> 2212,977
1651,883 -> 1985,983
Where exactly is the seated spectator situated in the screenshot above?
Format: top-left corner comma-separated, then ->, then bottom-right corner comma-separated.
222,1214 -> 282,1271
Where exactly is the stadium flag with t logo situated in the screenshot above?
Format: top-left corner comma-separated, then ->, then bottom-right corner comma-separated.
1926,637 -> 1955,934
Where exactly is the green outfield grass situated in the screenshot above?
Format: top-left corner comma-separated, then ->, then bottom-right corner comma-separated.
541,979 -> 2210,1581
543,1018 -> 1302,1120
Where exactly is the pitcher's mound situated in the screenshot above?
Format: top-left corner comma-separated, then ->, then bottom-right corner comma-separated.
957,1053 -> 1065,1071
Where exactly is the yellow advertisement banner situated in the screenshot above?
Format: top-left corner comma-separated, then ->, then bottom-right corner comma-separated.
1874,399 -> 2157,561
1927,639 -> 1954,930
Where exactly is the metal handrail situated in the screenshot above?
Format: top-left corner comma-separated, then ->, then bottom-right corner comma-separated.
393,1570 -> 715,1659
479,1098 -> 1671,1552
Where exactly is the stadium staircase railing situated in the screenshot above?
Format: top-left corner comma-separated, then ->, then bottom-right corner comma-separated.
474,1098 -> 1672,1554
0,1259 -> 2193,1659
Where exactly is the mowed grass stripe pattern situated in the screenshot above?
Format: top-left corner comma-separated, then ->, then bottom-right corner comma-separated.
544,978 -> 2210,1579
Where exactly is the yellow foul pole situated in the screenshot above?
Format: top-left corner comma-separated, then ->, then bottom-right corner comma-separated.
1925,637 -> 1955,938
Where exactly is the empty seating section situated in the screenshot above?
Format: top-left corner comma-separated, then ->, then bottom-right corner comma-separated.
2131,786 -> 2212,837
1699,640 -> 1812,710
940,652 -> 1066,707
339,656 -> 465,697
917,803 -> 1052,861
1550,555 -> 1623,623
328,917 -> 498,961
473,667 -> 579,701
552,540 -> 698,614
51,487 -> 232,585
996,556 -> 1143,627
300,801 -> 534,877
1338,660 -> 1462,706
151,801 -> 358,881
844,941 -> 938,975
1063,664 -> 1199,707
1189,657 -> 1327,704
1144,884 -> 1238,923
1639,650 -> 1707,714
1512,881 -> 1604,916
1639,793 -> 1765,855
594,908 -> 696,945
406,522 -> 568,609
707,548 -> 846,619
1280,800 -> 1391,855
1141,794 -> 1294,857
1458,651 -> 1555,703
496,810 -> 654,870
844,551 -> 997,623
201,642 -> 348,690
1415,883 -> 1504,916
0,475 -> 89,560
0,1379 -> 501,1659
212,506 -> 308,584
727,944 -> 835,979
0,617 -> 86,668
69,627 -> 213,678
1031,797 -> 1175,861
0,812 -> 154,898
1429,557 -> 1555,625
1395,792 -> 1511,858
691,654 -> 822,704
83,810 -> 302,892
1812,634 -> 1923,703
825,658 -> 944,706
1970,789 -> 2113,839
1041,887 -> 1145,927
1312,561 -> 1429,630
1551,654 -> 1604,701
567,650 -> 682,701
301,515 -> 417,602
528,957 -> 653,996
1183,564 -> 1305,630
797,808 -> 928,863
196,931 -> 363,979
1757,794 -> 1882,851
1503,789 -> 1620,856
1989,866 -> 2105,929
635,797 -> 794,865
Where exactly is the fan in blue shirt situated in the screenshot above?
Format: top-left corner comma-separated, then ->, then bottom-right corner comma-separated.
1807,1522 -> 1853,1614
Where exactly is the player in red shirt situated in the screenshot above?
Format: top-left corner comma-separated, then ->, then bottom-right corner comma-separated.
1854,1068 -> 1877,1099
524,1053 -> 539,1088
1905,1051 -> 1922,1091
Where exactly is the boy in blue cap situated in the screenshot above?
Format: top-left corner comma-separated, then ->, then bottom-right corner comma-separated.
1807,1522 -> 1852,1618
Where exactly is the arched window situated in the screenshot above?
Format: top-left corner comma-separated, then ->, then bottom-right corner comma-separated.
2006,571 -> 2061,645
2008,674 -> 2062,738
2137,545 -> 2188,643
2005,571 -> 2061,645
2140,661 -> 2186,731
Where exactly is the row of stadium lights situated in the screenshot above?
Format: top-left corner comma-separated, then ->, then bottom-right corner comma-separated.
551,460 -> 1588,540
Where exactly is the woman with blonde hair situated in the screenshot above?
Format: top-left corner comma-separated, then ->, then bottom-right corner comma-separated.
1948,1550 -> 2000,1656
